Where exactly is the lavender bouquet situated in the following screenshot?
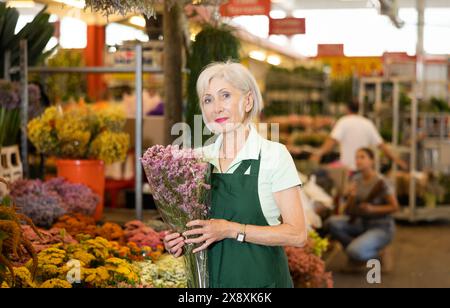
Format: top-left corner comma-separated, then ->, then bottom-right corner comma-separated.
10,177 -> 99,227
43,177 -> 99,216
141,145 -> 211,288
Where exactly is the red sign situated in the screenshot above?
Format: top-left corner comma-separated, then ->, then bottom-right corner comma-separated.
269,18 -> 305,36
220,0 -> 271,17
317,44 -> 345,57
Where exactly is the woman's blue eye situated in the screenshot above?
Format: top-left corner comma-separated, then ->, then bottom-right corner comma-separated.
222,93 -> 230,99
203,98 -> 212,104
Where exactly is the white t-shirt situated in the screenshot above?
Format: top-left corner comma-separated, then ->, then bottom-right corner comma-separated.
197,125 -> 302,226
331,115 -> 383,170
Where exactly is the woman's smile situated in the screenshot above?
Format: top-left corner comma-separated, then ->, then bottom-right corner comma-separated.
214,117 -> 229,124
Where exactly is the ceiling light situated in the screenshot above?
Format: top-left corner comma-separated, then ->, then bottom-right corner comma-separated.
249,51 -> 266,62
267,55 -> 281,66
270,10 -> 286,19
54,0 -> 86,9
6,1 -> 36,8
129,16 -> 146,28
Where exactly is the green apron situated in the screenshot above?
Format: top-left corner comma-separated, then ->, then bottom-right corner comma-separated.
208,153 -> 293,288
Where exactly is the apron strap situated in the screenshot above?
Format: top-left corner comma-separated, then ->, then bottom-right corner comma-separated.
232,159 -> 252,175
232,153 -> 262,176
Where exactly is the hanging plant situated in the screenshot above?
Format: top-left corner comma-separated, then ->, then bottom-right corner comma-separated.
186,24 -> 240,146
84,0 -> 227,17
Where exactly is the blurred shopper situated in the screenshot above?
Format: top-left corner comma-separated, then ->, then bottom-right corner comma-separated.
326,148 -> 399,265
403,117 -> 426,170
311,101 -> 407,171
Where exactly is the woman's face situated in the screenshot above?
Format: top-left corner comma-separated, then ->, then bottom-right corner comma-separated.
355,150 -> 374,171
201,77 -> 253,134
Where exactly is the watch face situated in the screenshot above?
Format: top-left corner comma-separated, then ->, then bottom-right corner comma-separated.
237,233 -> 245,242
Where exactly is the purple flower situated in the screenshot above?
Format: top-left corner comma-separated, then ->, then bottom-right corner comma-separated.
0,80 -> 20,110
44,177 -> 99,216
141,145 -> 211,228
10,177 -> 99,227
10,179 -> 66,228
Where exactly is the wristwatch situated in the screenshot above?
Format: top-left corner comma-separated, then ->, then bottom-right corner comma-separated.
236,224 -> 246,243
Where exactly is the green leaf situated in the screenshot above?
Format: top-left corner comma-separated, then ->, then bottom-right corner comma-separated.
0,230 -> 8,241
1,7 -> 19,50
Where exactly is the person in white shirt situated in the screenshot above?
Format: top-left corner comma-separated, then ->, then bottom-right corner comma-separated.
311,101 -> 407,171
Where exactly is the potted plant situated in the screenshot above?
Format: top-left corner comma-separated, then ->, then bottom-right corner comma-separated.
0,81 -> 42,195
27,104 -> 130,220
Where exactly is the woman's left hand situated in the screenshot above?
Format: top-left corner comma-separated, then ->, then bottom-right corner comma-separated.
183,219 -> 233,253
360,203 -> 376,215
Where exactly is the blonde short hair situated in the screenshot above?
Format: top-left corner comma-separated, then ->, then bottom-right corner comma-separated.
196,61 -> 263,123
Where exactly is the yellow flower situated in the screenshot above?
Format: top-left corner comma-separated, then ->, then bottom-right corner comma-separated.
27,104 -> 130,161
82,237 -> 112,260
70,249 -> 96,266
27,106 -> 59,155
95,105 -> 126,132
6,267 -> 36,288
40,278 -> 72,288
83,267 -> 110,288
28,247 -> 68,281
104,257 -> 140,285
55,109 -> 91,158
89,131 -> 130,165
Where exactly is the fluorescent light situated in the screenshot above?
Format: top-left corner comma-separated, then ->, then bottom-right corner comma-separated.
49,14 -> 59,23
267,55 -> 281,66
129,16 -> 146,28
249,51 -> 266,61
7,1 -> 36,8
54,0 -> 86,9
292,10 -> 304,18
60,17 -> 87,48
270,10 -> 286,19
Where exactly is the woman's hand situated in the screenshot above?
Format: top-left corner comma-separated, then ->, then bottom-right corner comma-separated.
183,219 -> 235,254
360,203 -> 377,215
346,182 -> 357,198
163,231 -> 185,258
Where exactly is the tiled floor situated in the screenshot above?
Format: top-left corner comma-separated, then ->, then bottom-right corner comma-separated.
102,208 -> 450,288
326,221 -> 450,288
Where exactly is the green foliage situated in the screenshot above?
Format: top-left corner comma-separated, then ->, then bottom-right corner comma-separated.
328,77 -> 352,104
186,24 -> 240,146
45,49 -> 86,103
0,3 -> 55,80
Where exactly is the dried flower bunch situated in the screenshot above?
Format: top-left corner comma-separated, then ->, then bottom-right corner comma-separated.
141,144 -> 211,288
84,0 -> 226,17
10,178 -> 99,227
0,178 -> 41,287
27,104 -> 130,164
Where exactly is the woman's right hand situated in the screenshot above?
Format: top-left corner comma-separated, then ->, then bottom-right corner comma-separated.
346,182 -> 357,198
163,231 -> 185,258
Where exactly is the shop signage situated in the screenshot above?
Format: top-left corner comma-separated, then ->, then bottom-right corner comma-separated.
269,17 -> 305,36
317,44 -> 345,57
220,0 -> 271,17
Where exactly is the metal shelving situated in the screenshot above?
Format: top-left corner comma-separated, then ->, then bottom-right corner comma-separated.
358,76 -> 450,222
6,40 -> 157,221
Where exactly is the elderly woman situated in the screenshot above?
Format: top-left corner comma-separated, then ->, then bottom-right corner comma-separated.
163,62 -> 307,288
